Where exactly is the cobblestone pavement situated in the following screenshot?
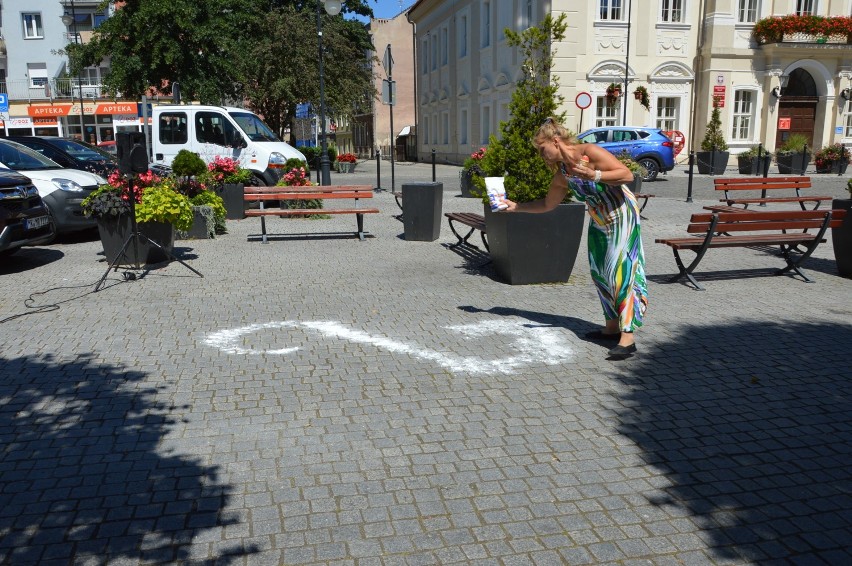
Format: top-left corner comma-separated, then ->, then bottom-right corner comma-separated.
1,160 -> 850,565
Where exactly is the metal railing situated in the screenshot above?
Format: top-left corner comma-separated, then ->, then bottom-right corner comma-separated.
0,78 -> 106,103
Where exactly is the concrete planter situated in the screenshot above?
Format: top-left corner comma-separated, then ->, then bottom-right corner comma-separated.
484,202 -> 585,285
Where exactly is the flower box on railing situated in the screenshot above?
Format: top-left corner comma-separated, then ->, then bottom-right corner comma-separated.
753,15 -> 852,45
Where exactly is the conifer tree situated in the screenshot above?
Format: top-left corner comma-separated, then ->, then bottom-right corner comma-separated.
700,101 -> 728,151
474,14 -> 569,202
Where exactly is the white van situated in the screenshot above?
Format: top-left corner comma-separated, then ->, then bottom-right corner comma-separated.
149,105 -> 305,186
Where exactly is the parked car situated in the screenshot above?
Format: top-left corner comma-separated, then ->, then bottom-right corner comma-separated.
6,136 -> 119,178
0,170 -> 55,257
97,140 -> 117,155
577,126 -> 675,181
0,139 -> 106,236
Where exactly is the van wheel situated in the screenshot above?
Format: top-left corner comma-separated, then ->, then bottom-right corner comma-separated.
250,173 -> 267,187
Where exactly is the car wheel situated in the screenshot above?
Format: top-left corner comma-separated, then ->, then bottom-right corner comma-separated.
638,157 -> 660,182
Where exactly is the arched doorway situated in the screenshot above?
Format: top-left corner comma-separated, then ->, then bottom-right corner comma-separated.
775,68 -> 818,150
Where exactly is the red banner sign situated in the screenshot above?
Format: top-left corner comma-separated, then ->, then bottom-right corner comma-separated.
778,117 -> 791,130
712,85 -> 726,108
27,104 -> 72,117
95,102 -> 137,115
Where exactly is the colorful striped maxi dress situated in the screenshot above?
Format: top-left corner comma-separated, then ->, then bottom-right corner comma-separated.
560,164 -> 648,332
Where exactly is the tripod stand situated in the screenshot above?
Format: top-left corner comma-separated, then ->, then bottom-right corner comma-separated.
95,173 -> 203,291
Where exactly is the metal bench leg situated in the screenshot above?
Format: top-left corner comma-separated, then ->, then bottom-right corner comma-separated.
260,200 -> 269,244
447,219 -> 477,249
776,214 -> 831,282
394,194 -> 403,211
668,249 -> 705,290
356,213 -> 365,241
639,196 -> 650,213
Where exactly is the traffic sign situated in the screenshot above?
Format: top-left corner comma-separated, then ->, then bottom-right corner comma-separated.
383,44 -> 394,77
575,92 -> 592,110
382,79 -> 396,106
0,93 -> 8,113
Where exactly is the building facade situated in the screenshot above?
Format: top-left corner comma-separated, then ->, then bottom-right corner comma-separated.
0,0 -> 142,144
408,0 -> 852,165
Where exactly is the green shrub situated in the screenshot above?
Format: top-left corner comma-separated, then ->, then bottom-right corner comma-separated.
700,101 -> 728,151
776,133 -> 810,155
171,150 -> 207,178
615,151 -> 648,178
190,190 -> 227,234
81,185 -> 130,218
136,182 -> 194,231
738,144 -> 772,159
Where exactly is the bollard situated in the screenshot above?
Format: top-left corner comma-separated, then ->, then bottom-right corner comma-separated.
375,148 -> 382,191
686,151 -> 695,203
802,144 -> 808,175
710,144 -> 716,176
758,143 -> 767,204
431,149 -> 436,182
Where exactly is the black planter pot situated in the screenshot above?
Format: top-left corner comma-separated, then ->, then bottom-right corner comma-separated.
459,170 -> 478,198
177,206 -> 214,240
625,173 -> 643,194
737,155 -> 772,176
484,202 -> 586,285
776,152 -> 811,175
696,151 -> 730,175
215,183 -> 246,220
832,198 -> 852,278
97,215 -> 175,265
815,160 -> 849,175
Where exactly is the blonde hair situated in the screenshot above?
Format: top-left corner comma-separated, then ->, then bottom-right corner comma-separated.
533,117 -> 578,172
533,117 -> 578,149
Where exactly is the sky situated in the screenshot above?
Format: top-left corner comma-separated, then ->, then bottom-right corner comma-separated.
355,0 -> 415,22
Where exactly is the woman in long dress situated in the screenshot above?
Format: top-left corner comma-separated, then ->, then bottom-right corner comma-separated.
501,118 -> 648,358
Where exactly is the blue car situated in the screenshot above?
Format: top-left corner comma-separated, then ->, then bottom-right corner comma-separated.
577,127 -> 675,181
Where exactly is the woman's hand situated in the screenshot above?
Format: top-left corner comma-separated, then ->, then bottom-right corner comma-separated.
569,160 -> 596,182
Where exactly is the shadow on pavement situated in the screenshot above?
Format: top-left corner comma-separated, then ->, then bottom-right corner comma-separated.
0,354 -> 255,564
614,320 -> 852,562
0,249 -> 65,274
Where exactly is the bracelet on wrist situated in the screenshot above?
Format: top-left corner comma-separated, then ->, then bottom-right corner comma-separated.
594,169 -> 602,183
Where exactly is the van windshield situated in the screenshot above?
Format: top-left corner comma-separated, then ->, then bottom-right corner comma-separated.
229,112 -> 280,142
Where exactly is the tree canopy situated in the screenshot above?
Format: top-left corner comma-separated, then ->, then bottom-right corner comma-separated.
74,0 -> 376,136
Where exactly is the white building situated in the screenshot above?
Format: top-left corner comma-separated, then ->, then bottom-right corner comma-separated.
408,0 -> 852,164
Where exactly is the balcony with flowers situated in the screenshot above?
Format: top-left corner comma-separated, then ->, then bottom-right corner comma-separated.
752,15 -> 852,47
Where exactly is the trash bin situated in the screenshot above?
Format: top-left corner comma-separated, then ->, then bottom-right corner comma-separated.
402,182 -> 443,241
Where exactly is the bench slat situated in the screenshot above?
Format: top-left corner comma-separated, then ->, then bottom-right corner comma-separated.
246,208 -> 379,216
245,185 -> 373,193
723,196 -> 831,204
714,176 -> 811,190
246,192 -> 373,201
656,233 -> 823,249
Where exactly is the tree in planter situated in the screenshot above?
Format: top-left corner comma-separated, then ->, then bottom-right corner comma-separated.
473,13 -> 569,204
700,101 -> 728,153
697,101 -> 730,174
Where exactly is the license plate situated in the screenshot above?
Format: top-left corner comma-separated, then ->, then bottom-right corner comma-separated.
24,216 -> 50,230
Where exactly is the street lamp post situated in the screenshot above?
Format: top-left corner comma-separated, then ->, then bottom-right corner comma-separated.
61,0 -> 85,139
316,0 -> 341,186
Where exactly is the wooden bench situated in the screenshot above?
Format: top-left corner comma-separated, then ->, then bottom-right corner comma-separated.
708,176 -> 832,212
244,185 -> 379,242
445,212 -> 489,252
655,208 -> 846,290
635,193 -> 654,215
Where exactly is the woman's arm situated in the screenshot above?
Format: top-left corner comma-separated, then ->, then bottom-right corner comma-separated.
502,174 -> 568,213
574,143 -> 634,185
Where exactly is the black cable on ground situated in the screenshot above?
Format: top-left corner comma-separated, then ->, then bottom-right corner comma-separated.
0,276 -> 127,324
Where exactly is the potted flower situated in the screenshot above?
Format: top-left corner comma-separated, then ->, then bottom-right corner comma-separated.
814,143 -> 850,175
775,133 -> 811,175
752,15 -> 852,44
206,156 -> 252,219
737,145 -> 773,175
605,83 -> 622,107
472,14 -> 584,285
134,178 -> 193,259
335,152 -> 358,173
697,101 -> 730,175
616,151 -> 649,194
633,85 -> 650,111
460,147 -> 486,198
832,179 -> 852,277
277,158 -> 327,218
81,170 -> 176,265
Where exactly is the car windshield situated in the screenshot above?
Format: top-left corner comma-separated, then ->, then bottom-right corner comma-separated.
52,139 -> 114,162
0,141 -> 62,171
229,111 -> 280,142
72,140 -> 118,161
